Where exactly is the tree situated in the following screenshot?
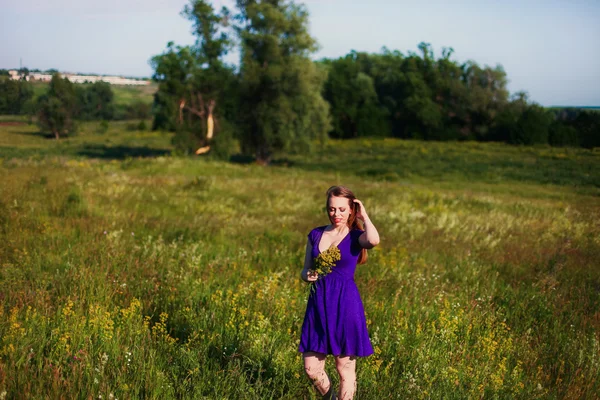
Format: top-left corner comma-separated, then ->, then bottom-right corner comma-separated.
151,42 -> 198,132
401,49 -> 443,140
76,81 -> 115,120
151,0 -> 237,157
322,52 -> 390,138
37,73 -> 77,139
461,62 -> 509,140
235,0 -> 330,163
0,78 -> 33,115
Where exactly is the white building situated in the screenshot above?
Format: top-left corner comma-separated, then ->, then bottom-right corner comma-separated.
8,70 -> 150,86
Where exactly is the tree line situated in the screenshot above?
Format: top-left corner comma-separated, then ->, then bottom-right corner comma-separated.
319,48 -> 599,149
149,0 -> 599,162
1,0 -> 598,156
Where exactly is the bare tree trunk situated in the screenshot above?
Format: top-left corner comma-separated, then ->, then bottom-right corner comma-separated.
195,98 -> 216,155
53,129 -> 59,140
176,92 -> 217,156
178,99 -> 185,124
206,99 -> 215,141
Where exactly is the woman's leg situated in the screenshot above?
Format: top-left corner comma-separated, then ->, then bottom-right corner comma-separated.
303,352 -> 331,395
334,355 -> 356,400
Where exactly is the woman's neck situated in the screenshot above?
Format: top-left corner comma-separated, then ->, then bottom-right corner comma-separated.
328,224 -> 349,235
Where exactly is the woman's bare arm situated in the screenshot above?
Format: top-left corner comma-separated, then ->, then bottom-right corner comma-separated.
300,240 -> 319,282
359,216 -> 380,249
353,199 -> 380,248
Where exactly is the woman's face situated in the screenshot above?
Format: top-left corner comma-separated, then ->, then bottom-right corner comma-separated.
327,196 -> 352,228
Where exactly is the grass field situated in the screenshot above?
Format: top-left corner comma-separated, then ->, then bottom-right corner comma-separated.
30,81 -> 157,109
0,121 -> 599,399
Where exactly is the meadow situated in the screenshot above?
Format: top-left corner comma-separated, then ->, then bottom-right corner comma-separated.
29,81 -> 157,119
0,120 -> 599,399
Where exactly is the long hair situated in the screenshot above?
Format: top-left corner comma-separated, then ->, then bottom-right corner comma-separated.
326,185 -> 368,265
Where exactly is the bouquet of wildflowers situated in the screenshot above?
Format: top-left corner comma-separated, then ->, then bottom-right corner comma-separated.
310,246 -> 341,278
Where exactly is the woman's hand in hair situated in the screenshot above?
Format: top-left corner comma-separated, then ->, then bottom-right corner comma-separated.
355,199 -> 380,248
353,199 -> 369,223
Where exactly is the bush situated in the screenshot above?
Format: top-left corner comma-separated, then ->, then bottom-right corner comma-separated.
509,105 -> 552,145
96,120 -> 110,134
208,119 -> 238,161
171,127 -> 199,156
126,101 -> 152,120
572,111 -> 600,149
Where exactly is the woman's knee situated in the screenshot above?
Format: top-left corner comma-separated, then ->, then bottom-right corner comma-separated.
304,364 -> 324,380
304,353 -> 326,380
335,356 -> 356,377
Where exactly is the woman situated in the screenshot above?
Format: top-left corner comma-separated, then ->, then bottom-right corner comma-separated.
299,186 -> 380,400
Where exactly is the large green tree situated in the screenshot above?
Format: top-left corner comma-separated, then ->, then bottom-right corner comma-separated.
151,0 -> 237,157
235,0 -> 330,163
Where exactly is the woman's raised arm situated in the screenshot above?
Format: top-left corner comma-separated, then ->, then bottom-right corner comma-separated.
354,199 -> 380,248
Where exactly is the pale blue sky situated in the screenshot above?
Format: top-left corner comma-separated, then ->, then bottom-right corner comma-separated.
1,0 -> 599,106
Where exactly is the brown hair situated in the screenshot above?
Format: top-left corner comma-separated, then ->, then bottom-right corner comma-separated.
326,185 -> 368,264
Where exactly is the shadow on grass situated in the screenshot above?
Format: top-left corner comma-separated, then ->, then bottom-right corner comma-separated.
228,154 -> 298,167
77,144 -> 171,159
229,153 -> 255,164
9,129 -> 56,139
270,157 -> 297,167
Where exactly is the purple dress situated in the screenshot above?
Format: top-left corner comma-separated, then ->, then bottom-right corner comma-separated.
299,226 -> 374,357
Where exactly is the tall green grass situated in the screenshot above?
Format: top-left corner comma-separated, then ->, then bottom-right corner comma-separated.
0,123 -> 599,398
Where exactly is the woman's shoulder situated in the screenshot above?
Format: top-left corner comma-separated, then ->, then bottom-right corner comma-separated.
350,227 -> 365,243
307,225 -> 327,244
308,225 -> 328,236
351,227 -> 365,235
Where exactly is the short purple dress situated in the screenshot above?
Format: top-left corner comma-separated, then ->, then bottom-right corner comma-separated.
299,226 -> 374,357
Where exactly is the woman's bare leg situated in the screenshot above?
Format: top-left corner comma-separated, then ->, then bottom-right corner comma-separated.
303,352 -> 331,395
335,355 -> 356,400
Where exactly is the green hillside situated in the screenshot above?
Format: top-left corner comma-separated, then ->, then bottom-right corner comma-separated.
30,80 -> 157,106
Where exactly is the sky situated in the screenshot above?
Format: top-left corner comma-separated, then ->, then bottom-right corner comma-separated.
1,0 -> 599,106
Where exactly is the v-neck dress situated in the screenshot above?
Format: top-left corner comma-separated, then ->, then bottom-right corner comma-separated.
298,225 -> 374,357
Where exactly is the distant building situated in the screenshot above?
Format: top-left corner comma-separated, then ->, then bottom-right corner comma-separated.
30,73 -> 53,82
7,69 -> 149,85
